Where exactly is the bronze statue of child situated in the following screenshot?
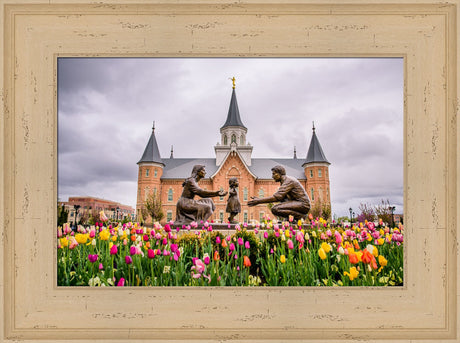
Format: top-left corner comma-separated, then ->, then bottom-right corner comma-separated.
226,177 -> 241,223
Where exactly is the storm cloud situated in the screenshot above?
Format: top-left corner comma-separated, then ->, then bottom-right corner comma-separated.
58,58 -> 404,218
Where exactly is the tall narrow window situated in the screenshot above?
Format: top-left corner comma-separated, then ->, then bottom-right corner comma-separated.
259,189 -> 264,198
243,187 -> 248,201
231,134 -> 236,144
166,211 -> 172,222
154,169 -> 158,177
318,169 -> 322,177
244,211 -> 248,223
219,211 -> 224,223
146,169 -> 150,177
310,169 -> 313,178
168,189 -> 173,201
219,187 -> 224,201
240,135 -> 244,145
259,212 -> 264,223
311,188 -> 314,201
224,135 -> 228,145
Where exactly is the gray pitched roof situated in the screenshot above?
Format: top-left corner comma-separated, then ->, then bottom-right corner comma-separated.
161,157 -> 306,180
137,126 -> 164,165
221,88 -> 246,129
304,128 -> 330,165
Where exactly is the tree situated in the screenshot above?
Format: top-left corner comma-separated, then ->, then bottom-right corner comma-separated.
310,200 -> 323,219
321,203 -> 331,221
374,199 -> 392,225
144,192 -> 164,224
357,202 -> 376,223
57,204 -> 69,226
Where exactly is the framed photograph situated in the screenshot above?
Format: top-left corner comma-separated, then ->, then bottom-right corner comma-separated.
1,1 -> 458,342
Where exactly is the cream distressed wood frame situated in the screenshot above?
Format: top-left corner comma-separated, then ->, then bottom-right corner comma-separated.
1,1 -> 458,342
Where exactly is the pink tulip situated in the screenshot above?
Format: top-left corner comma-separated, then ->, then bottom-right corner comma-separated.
170,244 -> 178,253
117,278 -> 125,286
216,236 -> 221,244
88,254 -> 98,263
99,263 -> 104,270
110,245 -> 118,255
229,243 -> 235,251
164,224 -> 171,232
147,249 -> 155,259
245,241 -> 250,249
264,231 -> 268,239
125,255 -> 133,265
238,237 -> 243,245
287,239 -> 294,250
129,246 -> 137,255
203,256 -> 210,265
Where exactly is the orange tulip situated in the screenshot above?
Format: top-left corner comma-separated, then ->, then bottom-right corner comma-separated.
243,255 -> 251,267
213,251 -> 220,261
222,240 -> 228,248
349,253 -> 359,264
130,235 -> 137,242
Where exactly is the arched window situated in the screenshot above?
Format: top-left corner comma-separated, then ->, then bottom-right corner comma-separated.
310,169 -> 313,178
154,169 -> 158,177
259,189 -> 264,198
146,169 -> 150,177
243,187 -> 248,201
240,135 -> 244,145
231,134 -> 236,144
167,189 -> 173,201
224,135 -> 228,145
310,188 -> 314,201
318,169 -> 322,177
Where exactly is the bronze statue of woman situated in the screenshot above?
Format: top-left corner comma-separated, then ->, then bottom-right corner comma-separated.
174,165 -> 227,225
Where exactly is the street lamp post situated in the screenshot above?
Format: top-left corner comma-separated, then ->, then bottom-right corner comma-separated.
116,207 -> 120,222
349,207 -> 353,227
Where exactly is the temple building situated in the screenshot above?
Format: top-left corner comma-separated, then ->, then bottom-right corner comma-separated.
136,82 -> 331,224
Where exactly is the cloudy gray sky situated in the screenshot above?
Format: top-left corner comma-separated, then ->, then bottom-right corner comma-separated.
58,58 -> 404,218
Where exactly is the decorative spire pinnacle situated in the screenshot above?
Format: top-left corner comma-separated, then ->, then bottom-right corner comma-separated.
229,76 -> 236,89
152,121 -> 155,131
294,146 -> 297,159
170,145 -> 174,159
312,121 -> 315,132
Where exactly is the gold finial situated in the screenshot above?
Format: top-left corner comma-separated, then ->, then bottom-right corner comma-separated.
229,77 -> 236,89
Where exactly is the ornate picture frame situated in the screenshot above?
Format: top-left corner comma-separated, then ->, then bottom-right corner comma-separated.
1,1 -> 458,341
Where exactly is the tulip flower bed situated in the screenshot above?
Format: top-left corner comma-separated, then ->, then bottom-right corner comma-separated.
57,218 -> 403,287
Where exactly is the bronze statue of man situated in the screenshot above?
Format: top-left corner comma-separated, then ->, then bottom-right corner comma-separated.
248,165 -> 310,221
174,165 -> 227,225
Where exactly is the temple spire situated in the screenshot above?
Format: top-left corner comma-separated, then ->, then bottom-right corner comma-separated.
170,145 -> 174,159
230,76 -> 236,89
294,146 -> 297,159
138,121 -> 164,165
302,124 -> 330,167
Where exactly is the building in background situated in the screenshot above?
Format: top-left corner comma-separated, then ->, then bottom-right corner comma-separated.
136,82 -> 331,224
60,196 -> 135,226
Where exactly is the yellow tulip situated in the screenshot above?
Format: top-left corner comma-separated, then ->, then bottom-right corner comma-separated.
321,242 -> 331,253
60,237 -> 69,247
344,267 -> 359,281
280,255 -> 286,263
75,233 -> 88,244
378,255 -> 388,267
285,230 -> 291,238
99,229 -> 110,241
377,238 -> 385,246
318,248 -> 327,260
